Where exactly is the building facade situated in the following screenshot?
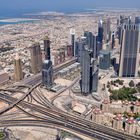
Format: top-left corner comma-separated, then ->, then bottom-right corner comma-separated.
119,24 -> 140,77
14,53 -> 23,81
30,42 -> 42,74
99,50 -> 111,70
42,60 -> 53,87
70,29 -> 75,56
44,36 -> 51,60
80,45 -> 98,95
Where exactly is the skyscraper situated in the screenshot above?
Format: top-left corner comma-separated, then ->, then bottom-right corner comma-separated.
117,16 -> 132,45
99,50 -> 111,70
119,24 -> 140,77
30,42 -> 42,74
70,29 -> 75,56
14,53 -> 23,81
42,37 -> 54,87
93,35 -> 100,58
84,31 -> 94,51
80,45 -> 98,95
74,41 -> 79,57
98,20 -> 104,44
103,18 -> 111,43
97,20 -> 104,57
77,37 -> 87,63
92,66 -> 99,92
111,31 -> 115,49
42,60 -> 53,87
44,36 -> 51,60
135,17 -> 140,24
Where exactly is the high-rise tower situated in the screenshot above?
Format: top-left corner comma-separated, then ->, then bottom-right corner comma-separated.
42,60 -> 53,87
14,53 -> 23,81
103,18 -> 111,43
98,20 -> 104,44
84,31 -> 94,50
44,36 -> 51,60
77,37 -> 87,63
80,45 -> 98,95
70,29 -> 75,56
111,31 -> 115,49
119,24 -> 140,77
30,42 -> 42,74
135,17 -> 140,24
42,37 -> 54,87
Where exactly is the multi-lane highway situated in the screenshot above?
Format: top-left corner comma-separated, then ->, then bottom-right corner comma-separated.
0,58 -> 77,115
0,58 -> 139,140
0,90 -> 139,140
16,58 -> 77,86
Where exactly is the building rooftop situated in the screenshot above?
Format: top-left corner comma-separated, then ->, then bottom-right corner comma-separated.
72,102 -> 86,114
100,49 -> 110,55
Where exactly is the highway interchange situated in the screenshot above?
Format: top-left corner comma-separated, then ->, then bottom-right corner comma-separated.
0,58 -> 139,140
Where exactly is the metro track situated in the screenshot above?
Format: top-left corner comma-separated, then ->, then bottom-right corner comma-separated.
0,93 -> 139,140
0,58 -> 139,140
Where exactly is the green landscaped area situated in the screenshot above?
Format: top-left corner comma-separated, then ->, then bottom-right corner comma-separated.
0,132 -> 5,139
110,87 -> 138,101
107,79 -> 140,101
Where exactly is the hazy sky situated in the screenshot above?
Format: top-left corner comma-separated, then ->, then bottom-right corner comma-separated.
0,0 -> 140,11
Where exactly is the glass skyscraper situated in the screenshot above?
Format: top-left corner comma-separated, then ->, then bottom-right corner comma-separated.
119,24 -> 140,77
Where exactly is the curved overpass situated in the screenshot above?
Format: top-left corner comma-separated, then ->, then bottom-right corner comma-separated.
0,93 -> 139,140
0,119 -> 118,140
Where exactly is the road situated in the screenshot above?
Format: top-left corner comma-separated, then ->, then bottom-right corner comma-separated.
0,58 -> 139,140
0,93 -> 139,140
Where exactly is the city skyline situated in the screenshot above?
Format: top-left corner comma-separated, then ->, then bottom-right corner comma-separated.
0,0 -> 140,139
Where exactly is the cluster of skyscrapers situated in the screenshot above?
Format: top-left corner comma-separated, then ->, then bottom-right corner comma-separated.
13,15 -> 140,96
71,18 -> 112,95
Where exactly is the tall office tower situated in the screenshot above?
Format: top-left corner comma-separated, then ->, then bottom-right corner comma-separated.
74,41 -> 79,57
84,31 -> 94,50
98,20 -> 104,43
30,42 -> 42,74
44,36 -> 51,60
135,17 -> 140,24
92,65 -> 99,92
111,31 -> 115,49
103,18 -> 111,43
117,16 -> 133,45
99,50 -> 111,70
80,45 -> 98,95
117,26 -> 122,45
14,53 -> 23,81
70,29 -> 75,56
118,16 -> 131,26
93,35 -> 98,58
119,24 -> 140,77
93,35 -> 102,58
77,37 -> 87,63
42,60 -> 53,87
36,43 -> 42,71
80,45 -> 92,95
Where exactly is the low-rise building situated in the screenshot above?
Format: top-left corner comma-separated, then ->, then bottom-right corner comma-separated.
92,108 -> 104,124
125,118 -> 137,135
110,103 -> 124,114
113,114 -> 123,131
102,100 -> 110,113
0,71 -> 10,85
122,101 -> 131,113
104,113 -> 115,126
133,101 -> 140,114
